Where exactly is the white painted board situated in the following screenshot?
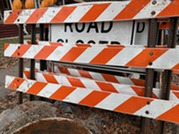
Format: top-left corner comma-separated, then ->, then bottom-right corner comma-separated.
50,21 -> 148,45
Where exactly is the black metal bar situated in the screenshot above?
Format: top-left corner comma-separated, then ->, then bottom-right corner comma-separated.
29,24 -> 36,101
141,19 -> 158,134
18,24 -> 24,104
161,70 -> 172,100
53,61 -> 146,75
39,24 -> 47,71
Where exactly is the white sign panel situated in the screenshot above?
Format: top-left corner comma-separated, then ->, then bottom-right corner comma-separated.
50,21 -> 148,45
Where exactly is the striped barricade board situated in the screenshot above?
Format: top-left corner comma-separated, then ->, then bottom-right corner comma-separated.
4,43 -> 179,70
53,66 -> 179,91
22,70 -> 179,101
5,75 -> 179,124
4,0 -> 179,24
4,1 -> 179,45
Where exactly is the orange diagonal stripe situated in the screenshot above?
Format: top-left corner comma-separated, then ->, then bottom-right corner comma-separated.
58,67 -> 71,75
61,47 -> 87,62
115,96 -> 153,113
4,10 -> 22,24
79,91 -> 110,106
51,6 -> 76,22
131,86 -> 145,96
43,73 -> 58,84
157,104 -> 179,123
126,48 -> 168,67
50,86 -> 76,100
27,82 -> 47,94
8,78 -> 24,90
34,46 -> 56,59
90,48 -> 122,64
12,45 -> 31,57
96,82 -> 118,93
102,74 -> 119,83
4,44 -> 10,51
67,77 -> 86,88
114,0 -> 150,20
172,64 -> 179,72
23,70 -> 30,79
157,1 -> 179,17
26,8 -> 47,23
79,70 -> 93,79
80,3 -> 110,22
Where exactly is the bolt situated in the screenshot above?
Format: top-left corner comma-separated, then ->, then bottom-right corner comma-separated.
145,111 -> 149,114
146,101 -> 150,105
152,0 -> 157,5
151,11 -> 156,15
148,62 -> 153,66
17,53 -> 20,56
149,52 -> 153,56
17,19 -> 20,22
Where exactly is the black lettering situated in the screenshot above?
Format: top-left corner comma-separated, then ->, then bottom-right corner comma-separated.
76,40 -> 84,44
87,22 -> 99,33
101,22 -> 113,33
99,41 -> 108,44
137,22 -> 145,33
75,23 -> 85,33
110,41 -> 120,45
87,40 -> 96,44
65,23 -> 73,32
57,39 -> 64,43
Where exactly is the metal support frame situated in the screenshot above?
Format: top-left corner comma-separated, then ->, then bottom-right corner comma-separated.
17,0 -> 25,104
18,25 -> 24,104
141,19 -> 158,134
160,17 -> 178,134
29,24 -> 36,101
142,17 -> 178,134
39,24 -> 47,71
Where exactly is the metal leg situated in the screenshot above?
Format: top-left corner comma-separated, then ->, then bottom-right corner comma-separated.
18,24 -> 24,104
160,17 -> 178,134
39,24 -> 47,71
141,19 -> 158,134
39,24 -> 46,101
29,24 -> 36,101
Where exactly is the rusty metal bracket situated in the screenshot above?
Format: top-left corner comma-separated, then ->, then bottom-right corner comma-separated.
141,19 -> 158,134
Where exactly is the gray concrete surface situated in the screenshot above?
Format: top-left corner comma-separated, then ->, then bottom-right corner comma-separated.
0,60 -> 30,99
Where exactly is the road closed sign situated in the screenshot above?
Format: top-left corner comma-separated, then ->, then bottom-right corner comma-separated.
50,21 -> 148,46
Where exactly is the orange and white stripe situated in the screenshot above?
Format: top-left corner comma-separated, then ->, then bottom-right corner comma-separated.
23,70 -> 179,101
4,0 -> 178,24
5,75 -> 179,124
4,44 -> 179,70
23,70 -> 149,96
54,66 -> 145,86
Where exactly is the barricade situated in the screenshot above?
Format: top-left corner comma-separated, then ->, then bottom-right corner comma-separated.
3,0 -> 179,133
